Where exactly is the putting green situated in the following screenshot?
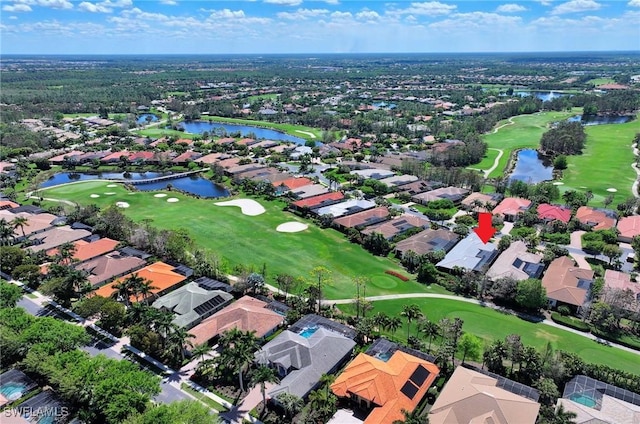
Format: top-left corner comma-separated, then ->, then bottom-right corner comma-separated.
38,181 -> 419,299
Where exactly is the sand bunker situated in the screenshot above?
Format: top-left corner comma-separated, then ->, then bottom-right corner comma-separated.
116,201 -> 130,208
215,199 -> 266,216
90,194 -> 100,198
167,198 -> 179,203
276,222 -> 309,233
106,184 -> 118,187
552,182 -> 564,186
607,188 -> 618,192
104,192 -> 116,195
154,193 -> 168,198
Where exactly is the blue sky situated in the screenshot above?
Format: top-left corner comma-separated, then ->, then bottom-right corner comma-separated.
1,0 -> 639,54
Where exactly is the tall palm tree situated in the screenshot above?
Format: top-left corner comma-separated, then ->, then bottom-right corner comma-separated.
219,328 -> 259,392
152,310 -> 176,348
250,365 -> 280,412
386,316 -> 402,340
122,273 -> 146,303
56,241 -> 77,265
392,408 -> 425,424
373,312 -> 389,337
308,388 -> 337,421
10,216 -> 28,240
275,392 -> 303,420
419,319 -> 440,353
553,403 -> 578,424
400,304 -> 423,340
111,279 -> 134,307
319,373 -> 336,395
0,218 -> 15,246
164,324 -> 195,365
191,343 -> 212,364
138,279 -> 159,304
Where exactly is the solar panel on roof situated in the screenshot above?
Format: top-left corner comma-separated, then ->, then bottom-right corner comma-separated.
400,381 -> 419,400
409,365 -> 430,387
193,296 -> 225,316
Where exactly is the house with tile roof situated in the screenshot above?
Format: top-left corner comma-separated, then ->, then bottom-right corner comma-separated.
461,192 -> 500,213
396,180 -> 437,196
47,237 -> 119,264
26,226 -> 92,253
576,206 -> 617,231
436,233 -> 498,272
331,351 -> 439,424
76,250 -> 147,287
315,199 -> 376,218
492,197 -> 532,222
255,327 -> 356,400
412,186 -> 469,205
603,270 -> 640,302
189,295 -> 285,347
94,261 -> 187,302
332,207 -> 390,232
429,366 -> 540,424
0,210 -> 58,239
152,282 -> 233,329
537,203 -> 572,223
487,241 -> 545,281
288,184 -> 329,199
542,256 -> 594,310
617,215 -> 640,243
362,214 -> 430,240
273,177 -> 314,194
290,192 -> 344,212
379,175 -> 419,188
394,228 -> 460,258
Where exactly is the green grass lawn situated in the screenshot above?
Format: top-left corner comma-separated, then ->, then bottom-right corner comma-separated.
134,128 -> 197,139
38,181 -> 420,299
559,114 -> 640,207
477,110 -> 578,178
344,298 -> 640,374
180,383 -> 227,412
586,78 -> 615,86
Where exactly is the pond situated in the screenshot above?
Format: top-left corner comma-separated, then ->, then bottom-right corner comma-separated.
40,172 -> 229,198
137,113 -> 159,124
567,115 -> 634,126
179,121 -> 309,145
509,149 -> 554,184
515,91 -> 569,102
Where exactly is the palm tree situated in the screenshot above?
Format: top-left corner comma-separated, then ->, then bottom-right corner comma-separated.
400,304 -> 423,340
419,319 -> 440,353
373,312 -> 389,337
10,216 -> 28,240
138,279 -> 159,304
392,408 -> 425,424
275,392 -> 304,420
250,365 -> 280,412
152,310 -> 176,348
308,388 -> 337,420
111,279 -> 134,307
386,316 -> 402,340
122,273 -> 146,303
191,343 -> 212,364
553,403 -> 578,424
56,241 -> 77,265
219,328 -> 259,392
164,324 -> 195,365
0,218 -> 15,246
319,373 -> 336,395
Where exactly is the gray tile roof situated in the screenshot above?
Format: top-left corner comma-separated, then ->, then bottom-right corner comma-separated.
255,327 -> 356,399
436,233 -> 498,272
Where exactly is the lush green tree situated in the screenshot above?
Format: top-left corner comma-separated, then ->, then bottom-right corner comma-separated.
0,280 -> 22,308
218,328 -> 260,392
516,278 -> 547,311
392,409 -> 424,424
362,232 -> 392,256
19,316 -> 90,356
0,218 -> 15,245
553,155 -> 568,170
417,262 -> 439,285
458,333 -> 482,364
400,304 -> 424,339
310,266 -> 332,315
589,302 -> 618,332
12,264 -> 41,288
10,216 -> 28,240
275,392 -> 304,420
250,365 -> 280,411
386,316 -> 402,339
535,377 -> 560,406
123,400 -> 220,424
0,246 -> 26,274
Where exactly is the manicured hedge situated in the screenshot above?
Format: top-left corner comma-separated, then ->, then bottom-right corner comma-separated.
551,312 -> 591,332
385,270 -> 410,281
591,328 -> 640,350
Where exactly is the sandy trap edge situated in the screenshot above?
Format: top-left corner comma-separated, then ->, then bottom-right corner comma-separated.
276,222 -> 309,233
214,199 -> 266,216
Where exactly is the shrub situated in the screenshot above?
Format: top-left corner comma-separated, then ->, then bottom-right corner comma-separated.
557,305 -> 571,316
591,329 -> 640,350
551,312 -> 590,332
385,270 -> 409,281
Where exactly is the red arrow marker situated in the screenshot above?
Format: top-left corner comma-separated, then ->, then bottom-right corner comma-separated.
473,212 -> 496,244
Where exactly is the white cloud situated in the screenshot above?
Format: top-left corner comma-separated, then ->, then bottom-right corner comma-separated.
536,0 -> 554,5
430,12 -> 522,31
209,8 -> 246,19
389,2 -> 457,17
2,3 -> 32,12
496,4 -> 527,13
551,0 -> 601,15
264,0 -> 302,6
160,0 -> 177,4
329,11 -> 353,20
323,0 -> 339,4
356,10 -> 380,21
277,8 -> 329,20
9,15 -> 19,19
628,0 -> 640,7
79,0 -> 131,13
33,0 -> 73,9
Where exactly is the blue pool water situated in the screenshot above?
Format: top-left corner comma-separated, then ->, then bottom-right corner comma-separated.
570,393 -> 597,408
0,382 -> 26,400
298,326 -> 319,338
374,351 -> 392,362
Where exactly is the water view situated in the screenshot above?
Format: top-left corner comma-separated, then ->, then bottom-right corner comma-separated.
509,149 -> 554,183
515,91 -> 569,102
137,113 -> 159,124
40,172 -> 229,198
180,121 -> 308,145
567,115 -> 634,126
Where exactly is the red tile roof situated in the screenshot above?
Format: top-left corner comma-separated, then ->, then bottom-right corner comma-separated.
47,237 -> 119,263
616,215 -> 640,239
492,197 -> 532,217
576,206 -> 616,230
94,261 -> 186,302
542,256 -> 594,307
537,203 -> 572,223
291,192 -> 344,209
274,177 -> 314,190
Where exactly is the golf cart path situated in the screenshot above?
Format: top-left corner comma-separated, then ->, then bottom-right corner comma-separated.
483,148 -> 504,178
295,130 -> 316,139
632,142 -> 639,198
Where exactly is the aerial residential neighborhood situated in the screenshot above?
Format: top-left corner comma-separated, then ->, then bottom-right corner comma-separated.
2,2 -> 640,423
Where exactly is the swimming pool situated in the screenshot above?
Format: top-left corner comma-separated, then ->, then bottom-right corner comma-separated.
570,393 -> 597,408
298,326 -> 319,338
374,351 -> 392,362
0,382 -> 26,400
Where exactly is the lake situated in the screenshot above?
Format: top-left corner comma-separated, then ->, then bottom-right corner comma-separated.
137,113 -> 159,124
515,91 -> 569,102
509,149 -> 554,183
567,115 -> 634,126
179,121 -> 309,145
40,172 -> 229,198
